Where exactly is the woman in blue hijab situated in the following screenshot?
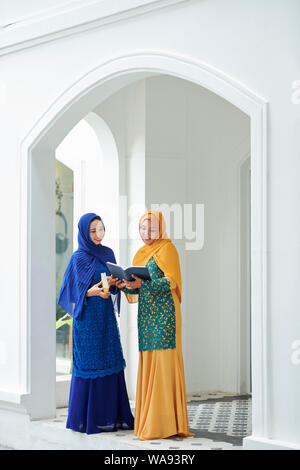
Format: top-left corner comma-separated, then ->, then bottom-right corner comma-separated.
58,213 -> 134,434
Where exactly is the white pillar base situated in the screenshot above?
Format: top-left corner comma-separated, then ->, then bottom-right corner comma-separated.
243,435 -> 300,450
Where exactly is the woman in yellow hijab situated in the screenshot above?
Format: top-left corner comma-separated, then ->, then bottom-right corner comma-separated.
115,210 -> 193,440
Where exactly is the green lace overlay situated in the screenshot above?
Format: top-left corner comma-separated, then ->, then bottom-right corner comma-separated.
122,257 -> 176,352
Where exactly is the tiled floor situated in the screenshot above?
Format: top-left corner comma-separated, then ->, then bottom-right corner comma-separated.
48,391 -> 251,450
186,391 -> 251,447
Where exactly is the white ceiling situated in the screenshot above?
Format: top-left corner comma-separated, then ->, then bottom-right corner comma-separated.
0,0 -> 87,26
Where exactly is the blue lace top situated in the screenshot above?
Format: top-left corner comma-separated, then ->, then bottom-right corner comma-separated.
72,260 -> 126,379
122,257 -> 176,352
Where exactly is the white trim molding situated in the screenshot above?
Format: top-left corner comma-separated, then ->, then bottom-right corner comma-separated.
18,50 -> 268,443
0,391 -> 29,405
0,0 -> 191,56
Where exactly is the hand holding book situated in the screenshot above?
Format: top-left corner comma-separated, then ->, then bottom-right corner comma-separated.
112,275 -> 142,290
123,275 -> 142,289
106,262 -> 151,281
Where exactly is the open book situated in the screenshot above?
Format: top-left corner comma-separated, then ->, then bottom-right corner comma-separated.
106,262 -> 151,281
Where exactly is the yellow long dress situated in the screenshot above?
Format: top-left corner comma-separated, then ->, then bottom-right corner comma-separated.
123,257 -> 193,440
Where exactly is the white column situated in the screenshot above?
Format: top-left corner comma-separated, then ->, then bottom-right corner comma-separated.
124,80 -> 146,400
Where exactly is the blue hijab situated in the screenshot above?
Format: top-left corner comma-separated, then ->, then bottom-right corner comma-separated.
57,213 -> 121,320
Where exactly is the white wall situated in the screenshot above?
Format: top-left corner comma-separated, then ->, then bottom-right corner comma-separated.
145,74 -> 250,394
0,0 -> 299,449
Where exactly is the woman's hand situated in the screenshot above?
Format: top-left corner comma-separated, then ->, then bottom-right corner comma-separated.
107,275 -> 117,287
114,278 -> 127,290
124,275 -> 142,289
87,281 -> 111,299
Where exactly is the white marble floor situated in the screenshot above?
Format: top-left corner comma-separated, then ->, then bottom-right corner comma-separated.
0,391 -> 251,450
35,391 -> 250,450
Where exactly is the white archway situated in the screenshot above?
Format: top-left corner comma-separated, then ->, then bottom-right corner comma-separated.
56,113 -> 120,258
19,51 -> 268,443
84,112 -> 120,260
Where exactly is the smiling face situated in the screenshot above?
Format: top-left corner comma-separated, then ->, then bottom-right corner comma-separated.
89,218 -> 105,245
139,216 -> 160,245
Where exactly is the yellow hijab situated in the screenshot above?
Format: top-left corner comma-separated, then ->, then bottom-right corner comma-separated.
132,210 -> 182,303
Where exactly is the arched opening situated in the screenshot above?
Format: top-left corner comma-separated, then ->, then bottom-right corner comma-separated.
19,52 -> 267,446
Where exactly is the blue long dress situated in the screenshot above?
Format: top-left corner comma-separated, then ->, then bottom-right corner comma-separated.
66,259 -> 134,434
